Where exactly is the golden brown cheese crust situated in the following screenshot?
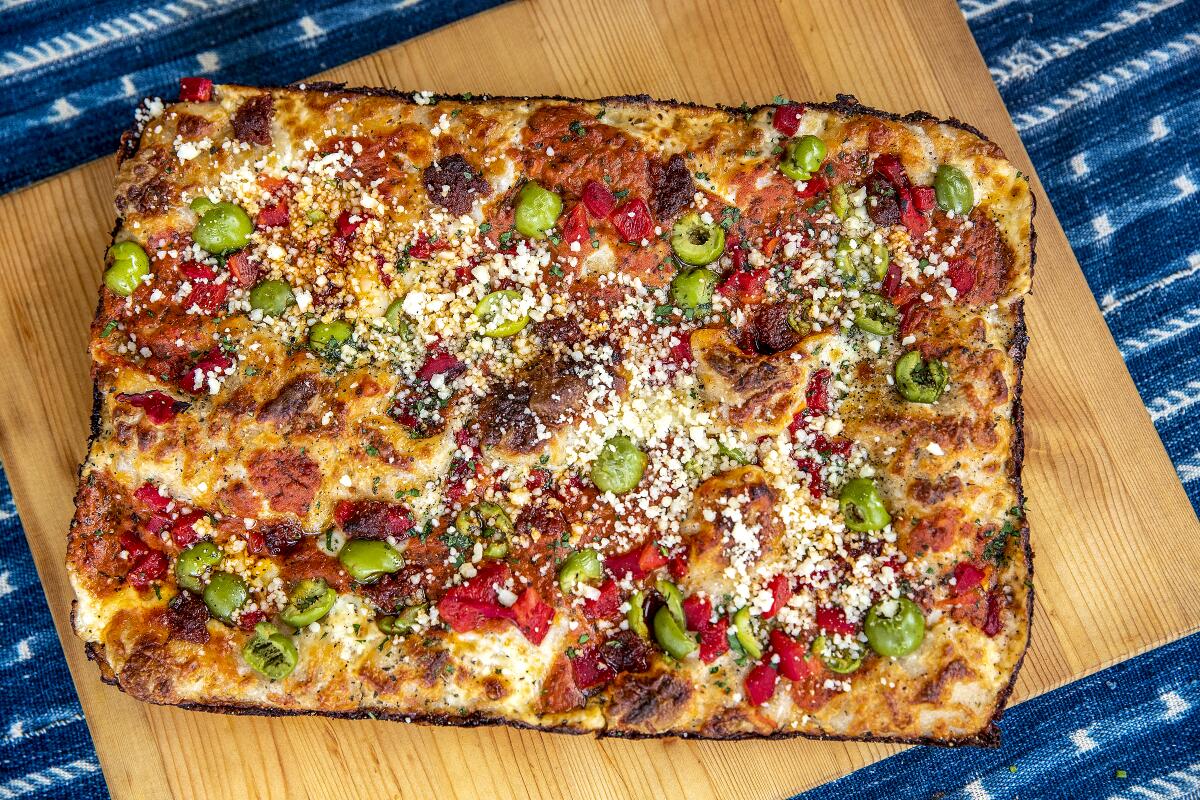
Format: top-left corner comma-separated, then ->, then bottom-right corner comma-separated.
70,84 -> 1033,745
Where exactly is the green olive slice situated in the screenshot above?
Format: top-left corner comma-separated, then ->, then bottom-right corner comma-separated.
732,606 -> 762,659
656,578 -> 685,625
104,241 -> 151,297
934,165 -> 974,214
670,213 -> 725,266
558,548 -> 603,594
379,604 -> 426,636
514,181 -> 563,238
248,279 -> 295,317
192,201 -> 253,254
175,540 -> 221,593
894,350 -> 949,403
473,289 -> 530,338
242,622 -> 298,680
280,579 -> 337,627
590,435 -> 647,495
626,590 -> 649,639
653,606 -> 696,660
839,478 -> 891,532
308,320 -> 353,355
779,135 -> 827,181
670,266 -> 718,313
338,539 -> 404,584
810,635 -> 862,674
456,502 -> 514,559
203,570 -> 248,623
864,597 -> 926,657
854,293 -> 900,336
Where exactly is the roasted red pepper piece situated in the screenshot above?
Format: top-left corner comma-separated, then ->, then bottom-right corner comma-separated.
437,564 -> 514,632
610,198 -> 653,242
582,179 -> 617,218
953,562 -> 985,596
816,605 -> 856,636
225,251 -> 259,288
562,203 -> 589,245
745,662 -> 779,706
882,262 -> 903,299
256,200 -> 289,230
583,579 -> 621,620
764,574 -> 794,618
416,350 -> 464,383
772,103 -> 804,136
717,267 -> 769,301
178,348 -> 232,394
134,483 -> 171,512
795,174 -> 828,198
334,210 -> 362,239
794,457 -> 825,496
178,77 -> 213,102
911,185 -> 936,213
570,646 -> 611,689
169,510 -> 205,548
805,368 -> 831,415
946,258 -> 976,296
681,595 -> 729,663
899,300 -> 930,335
117,391 -> 188,424
769,629 -> 812,681
511,586 -> 555,644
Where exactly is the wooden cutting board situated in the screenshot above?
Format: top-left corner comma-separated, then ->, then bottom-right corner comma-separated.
0,1 -> 1197,797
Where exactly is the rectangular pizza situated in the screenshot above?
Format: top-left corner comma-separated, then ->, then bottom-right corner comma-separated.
68,81 -> 1033,745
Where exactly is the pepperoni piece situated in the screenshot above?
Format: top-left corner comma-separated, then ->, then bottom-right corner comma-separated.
422,154 -> 491,216
582,179 -> 617,218
610,198 -> 653,242
650,153 -> 695,221
231,94 -> 273,145
178,77 -> 212,102
772,104 -> 804,136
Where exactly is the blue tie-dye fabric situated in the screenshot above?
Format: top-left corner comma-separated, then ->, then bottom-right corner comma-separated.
0,0 -> 1197,798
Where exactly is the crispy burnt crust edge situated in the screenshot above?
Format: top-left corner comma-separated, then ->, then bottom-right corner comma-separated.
78,88 -> 1034,747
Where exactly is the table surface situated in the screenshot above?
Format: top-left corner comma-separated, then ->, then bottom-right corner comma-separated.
0,1 -> 1197,798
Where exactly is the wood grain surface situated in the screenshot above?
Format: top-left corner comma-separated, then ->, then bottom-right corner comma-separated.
0,1 -> 1197,798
